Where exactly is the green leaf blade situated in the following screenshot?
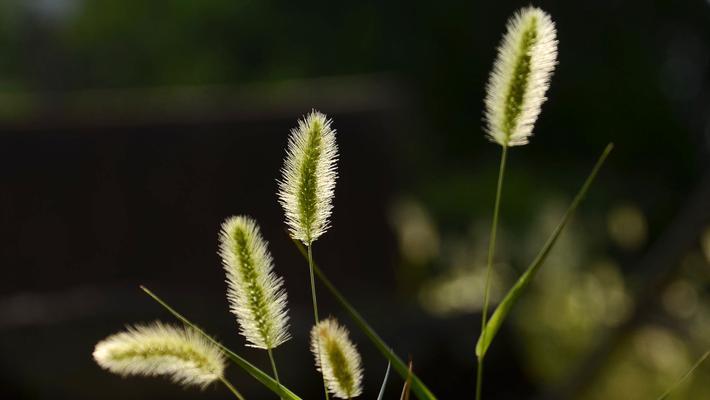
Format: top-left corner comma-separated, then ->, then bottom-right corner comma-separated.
476,143 -> 614,358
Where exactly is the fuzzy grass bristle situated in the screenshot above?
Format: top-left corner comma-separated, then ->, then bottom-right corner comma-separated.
484,6 -> 558,147
278,110 -> 339,244
92,322 -> 225,388
219,215 -> 291,350
311,318 -> 364,399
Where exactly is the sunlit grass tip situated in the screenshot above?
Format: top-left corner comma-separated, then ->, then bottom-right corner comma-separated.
93,322 -> 226,388
219,215 -> 291,350
484,6 -> 558,147
311,318 -> 364,399
278,110 -> 339,244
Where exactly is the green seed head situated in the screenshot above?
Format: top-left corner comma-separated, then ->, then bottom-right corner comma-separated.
484,7 -> 558,147
93,322 -> 226,388
278,110 -> 338,244
311,318 -> 364,399
219,215 -> 291,350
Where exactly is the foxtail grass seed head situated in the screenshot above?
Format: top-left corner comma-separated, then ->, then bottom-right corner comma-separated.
311,318 -> 364,399
93,322 -> 225,389
484,7 -> 558,147
219,216 -> 291,350
278,110 -> 338,244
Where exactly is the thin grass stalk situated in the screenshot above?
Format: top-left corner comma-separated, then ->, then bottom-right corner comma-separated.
657,350 -> 710,400
268,349 -> 280,382
139,286 -> 303,400
476,145 -> 508,400
307,243 -> 330,400
220,376 -> 247,400
267,348 -> 282,399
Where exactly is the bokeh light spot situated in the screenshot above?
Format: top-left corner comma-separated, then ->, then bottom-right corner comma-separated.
389,199 -> 440,265
662,279 -> 699,319
607,203 -> 648,251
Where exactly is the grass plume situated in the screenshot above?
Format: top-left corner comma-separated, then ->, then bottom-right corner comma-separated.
484,6 -> 558,147
219,215 -> 291,350
140,285 -> 303,400
93,322 -> 226,389
278,110 -> 338,245
311,318 -> 364,399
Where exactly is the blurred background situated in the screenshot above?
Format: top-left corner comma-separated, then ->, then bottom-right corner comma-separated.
0,0 -> 709,399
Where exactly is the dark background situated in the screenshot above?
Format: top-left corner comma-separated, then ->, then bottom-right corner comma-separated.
1,0 -> 709,399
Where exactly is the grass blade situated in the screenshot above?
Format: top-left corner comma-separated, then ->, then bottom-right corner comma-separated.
377,362 -> 391,400
657,350 -> 710,400
475,143 -> 614,358
292,240 -> 438,400
140,285 -> 302,400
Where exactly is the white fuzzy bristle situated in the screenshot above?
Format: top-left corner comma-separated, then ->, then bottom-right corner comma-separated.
93,322 -> 225,388
219,215 -> 291,350
484,7 -> 558,147
278,110 -> 339,244
311,318 -> 364,399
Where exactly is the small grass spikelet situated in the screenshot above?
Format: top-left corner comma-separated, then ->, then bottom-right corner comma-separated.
278,110 -> 338,244
484,6 -> 558,147
92,322 -> 225,388
311,318 -> 364,399
219,215 -> 290,350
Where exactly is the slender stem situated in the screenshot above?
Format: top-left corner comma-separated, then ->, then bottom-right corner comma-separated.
657,350 -> 710,400
268,348 -> 281,383
475,358 -> 484,400
308,243 -> 330,400
308,243 -> 321,324
220,376 -> 247,400
476,145 -> 508,400
268,348 -> 282,399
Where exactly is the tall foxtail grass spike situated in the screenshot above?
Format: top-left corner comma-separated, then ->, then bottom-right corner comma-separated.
484,6 -> 558,147
93,322 -> 226,388
219,215 -> 291,350
311,318 -> 364,399
278,110 -> 338,244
